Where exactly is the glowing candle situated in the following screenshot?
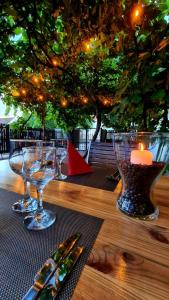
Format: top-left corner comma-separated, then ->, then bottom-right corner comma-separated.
130,143 -> 153,165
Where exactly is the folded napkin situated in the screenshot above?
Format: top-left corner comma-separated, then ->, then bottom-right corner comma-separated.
67,141 -> 93,176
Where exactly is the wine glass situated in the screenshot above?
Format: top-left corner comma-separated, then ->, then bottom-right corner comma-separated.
55,147 -> 67,180
9,147 -> 38,213
23,146 -> 56,230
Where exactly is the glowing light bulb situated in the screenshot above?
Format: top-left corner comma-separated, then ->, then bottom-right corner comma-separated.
61,98 -> 67,107
83,98 -> 88,104
37,94 -> 44,101
21,88 -> 26,95
81,96 -> 88,104
52,58 -> 58,66
103,100 -> 108,105
131,3 -> 144,26
32,76 -> 39,84
135,9 -> 139,17
86,43 -> 90,50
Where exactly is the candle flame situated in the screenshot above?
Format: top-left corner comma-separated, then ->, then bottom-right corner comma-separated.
139,143 -> 144,151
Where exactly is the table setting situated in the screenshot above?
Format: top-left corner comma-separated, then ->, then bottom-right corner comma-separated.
0,142 -> 103,300
0,136 -> 169,300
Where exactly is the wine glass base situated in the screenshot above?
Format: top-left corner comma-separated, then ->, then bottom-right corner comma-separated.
24,209 -> 56,230
12,198 -> 38,213
55,173 -> 67,180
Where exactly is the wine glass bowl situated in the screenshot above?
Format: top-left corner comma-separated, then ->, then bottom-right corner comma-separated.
9,147 -> 38,213
23,146 -> 56,230
55,147 -> 67,180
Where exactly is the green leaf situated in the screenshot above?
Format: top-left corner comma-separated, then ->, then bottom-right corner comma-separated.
131,92 -> 142,104
7,15 -> 15,27
151,89 -> 166,100
52,42 -> 62,54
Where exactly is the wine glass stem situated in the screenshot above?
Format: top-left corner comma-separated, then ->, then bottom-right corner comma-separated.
58,161 -> 62,176
23,178 -> 30,201
37,189 -> 43,214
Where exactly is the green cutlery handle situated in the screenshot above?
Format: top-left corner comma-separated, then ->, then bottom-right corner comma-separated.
37,246 -> 84,300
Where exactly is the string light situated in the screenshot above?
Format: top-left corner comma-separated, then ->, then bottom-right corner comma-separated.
52,58 -> 59,67
37,94 -> 44,101
80,96 -> 88,104
130,3 -> 144,26
21,88 -> 26,96
61,97 -> 68,107
86,43 -> 91,51
32,75 -> 39,84
84,36 -> 98,52
102,97 -> 113,106
84,39 -> 93,52
135,9 -> 139,17
103,99 -> 109,106
83,97 -> 88,104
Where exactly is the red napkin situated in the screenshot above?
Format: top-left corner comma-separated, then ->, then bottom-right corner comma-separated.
67,141 -> 93,176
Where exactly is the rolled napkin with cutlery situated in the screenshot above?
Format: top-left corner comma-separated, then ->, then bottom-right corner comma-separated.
23,233 -> 82,300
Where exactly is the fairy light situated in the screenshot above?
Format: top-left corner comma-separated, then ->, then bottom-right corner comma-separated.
103,99 -> 109,106
84,39 -> 92,52
52,58 -> 58,67
61,97 -> 68,107
21,88 -> 26,96
131,3 -> 144,26
83,97 -> 88,104
84,36 -> 98,52
37,94 -> 44,101
32,76 -> 39,84
81,96 -> 88,104
135,9 -> 139,17
102,98 -> 113,106
86,43 -> 90,50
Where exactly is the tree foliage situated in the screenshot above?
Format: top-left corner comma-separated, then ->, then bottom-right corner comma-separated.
0,0 -> 169,133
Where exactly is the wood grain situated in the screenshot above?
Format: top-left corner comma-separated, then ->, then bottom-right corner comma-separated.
0,159 -> 169,300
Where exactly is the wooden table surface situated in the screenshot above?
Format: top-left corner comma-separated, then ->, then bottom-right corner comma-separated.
0,159 -> 169,300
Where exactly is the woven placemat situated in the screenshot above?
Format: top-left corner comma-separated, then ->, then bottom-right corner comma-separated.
62,164 -> 118,191
0,188 -> 103,300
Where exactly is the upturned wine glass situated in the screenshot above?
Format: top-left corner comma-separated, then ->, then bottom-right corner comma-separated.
23,146 -> 56,230
9,147 -> 38,213
55,147 -> 67,180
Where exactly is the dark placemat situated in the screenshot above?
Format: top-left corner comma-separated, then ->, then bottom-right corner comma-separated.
62,165 -> 118,191
0,188 -> 103,300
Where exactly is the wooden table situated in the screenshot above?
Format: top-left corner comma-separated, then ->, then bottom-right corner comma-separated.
0,159 -> 169,300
